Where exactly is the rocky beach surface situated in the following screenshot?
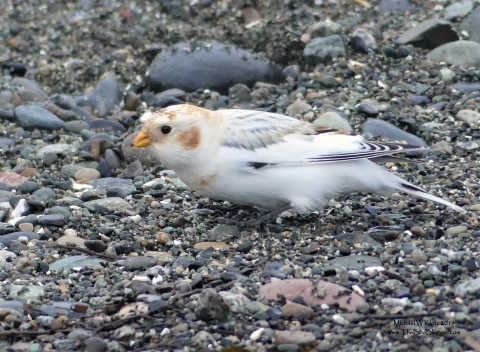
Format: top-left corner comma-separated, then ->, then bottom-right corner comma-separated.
0,0 -> 480,351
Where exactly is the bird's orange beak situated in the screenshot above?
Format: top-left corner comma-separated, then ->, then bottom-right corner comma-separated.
132,131 -> 152,148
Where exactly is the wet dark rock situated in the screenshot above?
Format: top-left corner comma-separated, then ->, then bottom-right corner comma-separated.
383,46 -> 412,59
237,240 -> 254,253
38,214 -> 65,227
355,102 -> 379,116
84,240 -> 106,253
97,159 -> 113,178
17,181 -> 38,194
2,62 -> 27,76
104,149 -> 121,170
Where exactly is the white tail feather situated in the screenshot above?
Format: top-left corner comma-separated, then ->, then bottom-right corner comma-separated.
397,181 -> 465,213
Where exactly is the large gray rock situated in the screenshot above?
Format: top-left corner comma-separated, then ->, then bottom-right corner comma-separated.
146,41 -> 284,94
396,18 -> 458,49
15,105 -> 65,131
445,0 -> 474,20
426,40 -> 480,67
362,119 -> 428,153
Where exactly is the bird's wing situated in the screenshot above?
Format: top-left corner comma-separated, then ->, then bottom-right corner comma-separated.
219,109 -> 320,151
217,109 -> 428,168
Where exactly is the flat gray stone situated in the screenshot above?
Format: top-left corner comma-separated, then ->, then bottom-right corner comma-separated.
65,120 -> 90,133
10,285 -> 45,303
0,232 -> 40,247
89,178 -> 136,195
325,255 -> 382,271
49,255 -> 106,272
124,256 -> 158,271
15,105 -> 65,131
313,112 -> 352,132
455,277 -> 480,296
84,197 -> 132,212
362,119 -> 428,150
62,164 -> 84,179
445,0 -> 473,20
379,0 -> 411,13
427,40 -> 480,67
36,144 -> 77,157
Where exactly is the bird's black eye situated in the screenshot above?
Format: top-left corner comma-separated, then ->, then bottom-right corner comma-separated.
161,126 -> 172,134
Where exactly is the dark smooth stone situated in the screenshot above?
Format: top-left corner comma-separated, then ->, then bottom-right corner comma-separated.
2,62 -> 27,76
146,41 -> 284,94
37,214 -> 65,227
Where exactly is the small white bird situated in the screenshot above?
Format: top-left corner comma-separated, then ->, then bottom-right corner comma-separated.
133,104 -> 465,222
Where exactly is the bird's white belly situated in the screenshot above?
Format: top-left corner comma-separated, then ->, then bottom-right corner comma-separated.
177,160 -> 396,213
205,175 -> 288,210
200,166 -> 317,211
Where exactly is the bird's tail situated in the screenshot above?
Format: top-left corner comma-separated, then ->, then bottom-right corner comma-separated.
396,180 -> 465,213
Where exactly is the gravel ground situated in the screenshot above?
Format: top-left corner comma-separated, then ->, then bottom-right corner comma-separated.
0,0 -> 480,351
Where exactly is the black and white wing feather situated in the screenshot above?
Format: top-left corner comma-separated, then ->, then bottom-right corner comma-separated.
216,109 -> 428,167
